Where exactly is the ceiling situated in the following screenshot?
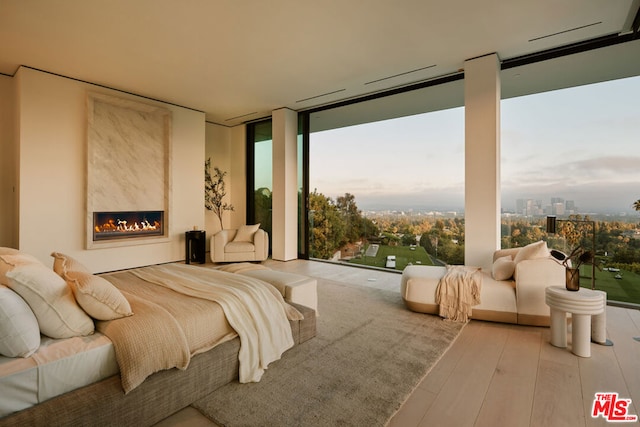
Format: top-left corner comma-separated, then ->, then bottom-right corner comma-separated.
1,1 -> 639,127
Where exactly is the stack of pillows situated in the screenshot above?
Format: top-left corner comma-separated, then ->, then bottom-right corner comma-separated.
0,247 -> 133,359
491,240 -> 553,281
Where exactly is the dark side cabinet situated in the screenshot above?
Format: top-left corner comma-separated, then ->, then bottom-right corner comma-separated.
185,230 -> 206,264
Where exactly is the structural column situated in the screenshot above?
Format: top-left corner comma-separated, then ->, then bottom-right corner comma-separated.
228,125 -> 247,229
464,53 -> 501,270
271,108 -> 298,261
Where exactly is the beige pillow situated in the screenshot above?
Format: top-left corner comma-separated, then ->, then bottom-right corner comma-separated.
0,285 -> 41,358
6,263 -> 94,339
233,224 -> 260,243
513,240 -> 550,265
0,253 -> 43,286
64,271 -> 133,320
51,252 -> 92,276
492,255 -> 516,281
0,247 -> 21,256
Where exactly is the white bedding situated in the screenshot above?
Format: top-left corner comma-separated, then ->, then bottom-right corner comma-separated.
0,333 -> 117,417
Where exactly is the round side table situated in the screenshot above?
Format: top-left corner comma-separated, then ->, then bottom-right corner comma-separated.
544,286 -> 609,357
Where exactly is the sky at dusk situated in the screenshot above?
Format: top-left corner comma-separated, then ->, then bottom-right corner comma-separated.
309,75 -> 640,215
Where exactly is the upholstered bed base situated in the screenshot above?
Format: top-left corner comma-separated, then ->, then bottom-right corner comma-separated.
0,303 -> 316,427
1,339 -> 240,427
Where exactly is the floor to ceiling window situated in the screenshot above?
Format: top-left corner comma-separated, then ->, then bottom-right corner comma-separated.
501,75 -> 640,305
245,37 -> 639,286
247,119 -> 273,248
306,79 -> 465,270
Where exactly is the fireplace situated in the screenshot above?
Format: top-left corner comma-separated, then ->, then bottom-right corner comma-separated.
93,211 -> 164,241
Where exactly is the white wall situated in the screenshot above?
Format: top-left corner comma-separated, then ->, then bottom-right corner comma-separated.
202,122 -> 248,255
205,122 -> 232,235
0,75 -> 17,248
15,67 -> 205,272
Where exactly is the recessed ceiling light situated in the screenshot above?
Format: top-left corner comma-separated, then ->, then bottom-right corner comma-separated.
529,21 -> 602,42
365,65 -> 437,85
224,112 -> 258,122
296,89 -> 346,103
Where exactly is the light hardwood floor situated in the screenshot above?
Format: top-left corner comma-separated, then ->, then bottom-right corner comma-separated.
157,260 -> 640,427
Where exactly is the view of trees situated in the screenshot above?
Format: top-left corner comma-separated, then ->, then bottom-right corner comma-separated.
308,191 -> 378,259
308,191 -> 640,278
302,190 -> 640,303
503,215 -> 640,274
254,187 -> 273,239
308,191 -> 466,264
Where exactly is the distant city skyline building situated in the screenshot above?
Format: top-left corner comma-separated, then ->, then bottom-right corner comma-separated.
515,197 -> 578,216
552,202 -> 565,215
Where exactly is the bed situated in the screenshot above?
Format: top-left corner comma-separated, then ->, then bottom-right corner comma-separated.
0,249 -> 316,426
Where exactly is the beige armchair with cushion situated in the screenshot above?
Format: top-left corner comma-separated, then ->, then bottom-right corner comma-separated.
210,224 -> 269,263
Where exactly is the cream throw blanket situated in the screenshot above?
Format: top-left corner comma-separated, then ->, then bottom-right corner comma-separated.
98,264 -> 303,393
435,265 -> 482,322
97,287 -> 193,393
129,264 -> 302,384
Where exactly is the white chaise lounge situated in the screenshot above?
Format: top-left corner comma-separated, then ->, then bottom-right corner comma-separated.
401,241 -> 565,326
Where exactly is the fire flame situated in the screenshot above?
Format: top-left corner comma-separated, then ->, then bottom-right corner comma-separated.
95,218 -> 160,234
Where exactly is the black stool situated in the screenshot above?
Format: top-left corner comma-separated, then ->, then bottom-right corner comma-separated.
185,230 -> 206,264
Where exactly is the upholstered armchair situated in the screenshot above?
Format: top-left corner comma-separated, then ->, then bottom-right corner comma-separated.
210,225 -> 269,263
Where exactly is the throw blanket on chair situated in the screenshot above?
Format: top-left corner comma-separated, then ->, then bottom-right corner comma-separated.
435,265 -> 482,322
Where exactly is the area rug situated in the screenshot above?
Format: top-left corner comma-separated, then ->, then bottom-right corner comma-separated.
192,278 -> 465,426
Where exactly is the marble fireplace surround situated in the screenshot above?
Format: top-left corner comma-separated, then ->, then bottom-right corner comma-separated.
86,93 -> 171,249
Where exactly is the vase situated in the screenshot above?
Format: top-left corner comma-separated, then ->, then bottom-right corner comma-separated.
565,267 -> 580,291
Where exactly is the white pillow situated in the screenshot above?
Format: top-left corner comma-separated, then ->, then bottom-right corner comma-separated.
233,224 -> 261,243
64,271 -> 133,320
0,253 -> 43,286
513,240 -> 550,265
0,285 -> 40,358
6,264 -> 94,339
491,255 -> 516,281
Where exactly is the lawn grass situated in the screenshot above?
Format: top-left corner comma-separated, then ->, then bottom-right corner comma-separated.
583,266 -> 640,305
348,244 -> 433,270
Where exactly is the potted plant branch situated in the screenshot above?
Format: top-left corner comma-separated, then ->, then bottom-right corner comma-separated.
561,247 -> 595,291
548,216 -> 598,291
204,158 -> 234,228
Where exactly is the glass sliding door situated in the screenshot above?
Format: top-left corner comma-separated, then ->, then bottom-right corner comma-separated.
247,119 -> 273,250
